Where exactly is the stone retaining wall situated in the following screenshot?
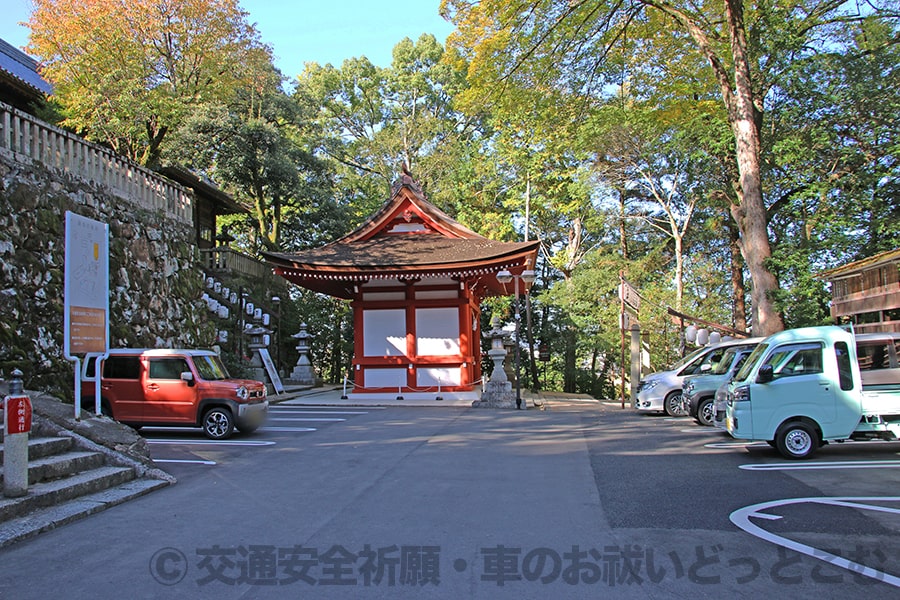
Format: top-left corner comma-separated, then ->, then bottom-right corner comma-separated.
0,149 -> 214,397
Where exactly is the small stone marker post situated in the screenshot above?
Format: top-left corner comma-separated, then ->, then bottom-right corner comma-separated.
3,369 -> 32,498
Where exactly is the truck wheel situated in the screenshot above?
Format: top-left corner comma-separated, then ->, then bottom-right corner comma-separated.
775,422 -> 818,459
203,407 -> 234,440
695,399 -> 714,427
664,391 -> 686,417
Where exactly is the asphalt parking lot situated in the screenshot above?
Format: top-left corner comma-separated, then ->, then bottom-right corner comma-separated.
1,394 -> 899,599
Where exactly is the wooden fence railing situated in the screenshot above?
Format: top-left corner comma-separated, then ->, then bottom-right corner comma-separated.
200,248 -> 272,280
0,101 -> 192,224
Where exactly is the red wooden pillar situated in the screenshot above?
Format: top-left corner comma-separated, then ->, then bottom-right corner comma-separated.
405,281 -> 416,390
458,285 -> 472,388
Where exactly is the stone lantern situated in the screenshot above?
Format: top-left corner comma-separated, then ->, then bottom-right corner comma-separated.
472,316 -> 516,408
245,323 -> 271,383
287,323 -> 317,386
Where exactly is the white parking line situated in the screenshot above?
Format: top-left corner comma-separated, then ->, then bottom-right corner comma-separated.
740,460 -> 900,471
275,405 -> 388,410
269,417 -> 346,422
154,458 -> 217,465
259,427 -> 317,433
269,406 -> 369,415
147,439 -> 276,446
704,440 -> 770,449
730,497 -> 900,588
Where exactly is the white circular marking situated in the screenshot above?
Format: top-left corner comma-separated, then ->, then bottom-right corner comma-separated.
730,497 -> 900,588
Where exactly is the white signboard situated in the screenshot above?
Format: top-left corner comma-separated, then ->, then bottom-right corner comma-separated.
64,211 -> 109,419
258,348 -> 285,394
64,212 -> 109,355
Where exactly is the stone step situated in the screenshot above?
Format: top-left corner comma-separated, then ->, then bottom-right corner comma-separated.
0,450 -> 106,486
0,436 -> 73,462
0,465 -> 135,523
0,477 -> 170,549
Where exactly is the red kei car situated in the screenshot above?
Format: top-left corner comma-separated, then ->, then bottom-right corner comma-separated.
82,348 -> 268,439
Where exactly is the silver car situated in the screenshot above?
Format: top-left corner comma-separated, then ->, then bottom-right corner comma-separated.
683,339 -> 762,426
634,339 -> 755,416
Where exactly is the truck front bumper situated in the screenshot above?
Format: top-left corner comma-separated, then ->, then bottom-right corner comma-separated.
236,400 -> 269,429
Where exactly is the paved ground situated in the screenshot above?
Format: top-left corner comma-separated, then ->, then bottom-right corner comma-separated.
1,392 -> 898,599
272,384 -> 602,408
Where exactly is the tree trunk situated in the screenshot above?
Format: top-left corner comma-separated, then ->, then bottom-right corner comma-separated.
563,324 -> 577,393
724,0 -> 785,335
728,219 -> 748,332
674,232 -> 684,313
657,0 -> 786,336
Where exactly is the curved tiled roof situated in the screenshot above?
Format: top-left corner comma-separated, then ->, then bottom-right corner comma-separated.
263,174 -> 539,299
265,233 -> 536,270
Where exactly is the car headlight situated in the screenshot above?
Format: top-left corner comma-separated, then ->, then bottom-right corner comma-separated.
236,386 -> 249,400
641,379 -> 659,392
733,385 -> 750,403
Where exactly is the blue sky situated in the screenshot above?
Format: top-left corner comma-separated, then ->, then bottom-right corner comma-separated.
1,0 -> 456,79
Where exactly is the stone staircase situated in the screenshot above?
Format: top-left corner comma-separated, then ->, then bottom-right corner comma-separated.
0,394 -> 173,549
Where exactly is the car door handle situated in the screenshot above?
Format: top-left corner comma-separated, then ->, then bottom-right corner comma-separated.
147,383 -> 159,391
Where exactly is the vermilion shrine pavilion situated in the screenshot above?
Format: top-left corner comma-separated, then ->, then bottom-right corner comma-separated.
264,173 -> 539,400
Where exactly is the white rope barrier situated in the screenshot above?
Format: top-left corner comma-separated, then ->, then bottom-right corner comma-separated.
339,375 -> 486,400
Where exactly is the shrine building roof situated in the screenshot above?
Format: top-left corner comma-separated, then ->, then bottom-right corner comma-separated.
263,173 -> 539,299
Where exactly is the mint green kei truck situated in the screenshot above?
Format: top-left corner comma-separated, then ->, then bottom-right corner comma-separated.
724,326 -> 900,459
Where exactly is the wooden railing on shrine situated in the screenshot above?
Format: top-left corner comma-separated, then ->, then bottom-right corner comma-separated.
200,247 -> 272,280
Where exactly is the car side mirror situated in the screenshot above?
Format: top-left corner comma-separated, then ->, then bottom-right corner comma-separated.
181,371 -> 195,386
756,364 -> 773,384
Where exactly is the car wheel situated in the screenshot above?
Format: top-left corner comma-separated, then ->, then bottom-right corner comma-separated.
775,421 -> 818,459
695,399 -> 714,427
203,407 -> 234,440
664,391 -> 686,417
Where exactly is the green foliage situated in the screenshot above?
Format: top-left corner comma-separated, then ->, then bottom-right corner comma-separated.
292,34 -> 489,227
28,0 -> 275,167
23,2 -> 900,393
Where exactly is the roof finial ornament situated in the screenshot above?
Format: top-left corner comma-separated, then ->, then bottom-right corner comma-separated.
392,159 -> 423,197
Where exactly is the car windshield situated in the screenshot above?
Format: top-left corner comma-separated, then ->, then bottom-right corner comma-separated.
193,355 -> 231,381
669,346 -> 707,371
710,348 -> 741,375
734,343 -> 768,382
709,346 -> 755,375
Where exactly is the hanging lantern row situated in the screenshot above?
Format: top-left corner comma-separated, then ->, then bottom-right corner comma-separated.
201,274 -> 271,325
684,325 -> 732,346
200,293 -> 230,320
